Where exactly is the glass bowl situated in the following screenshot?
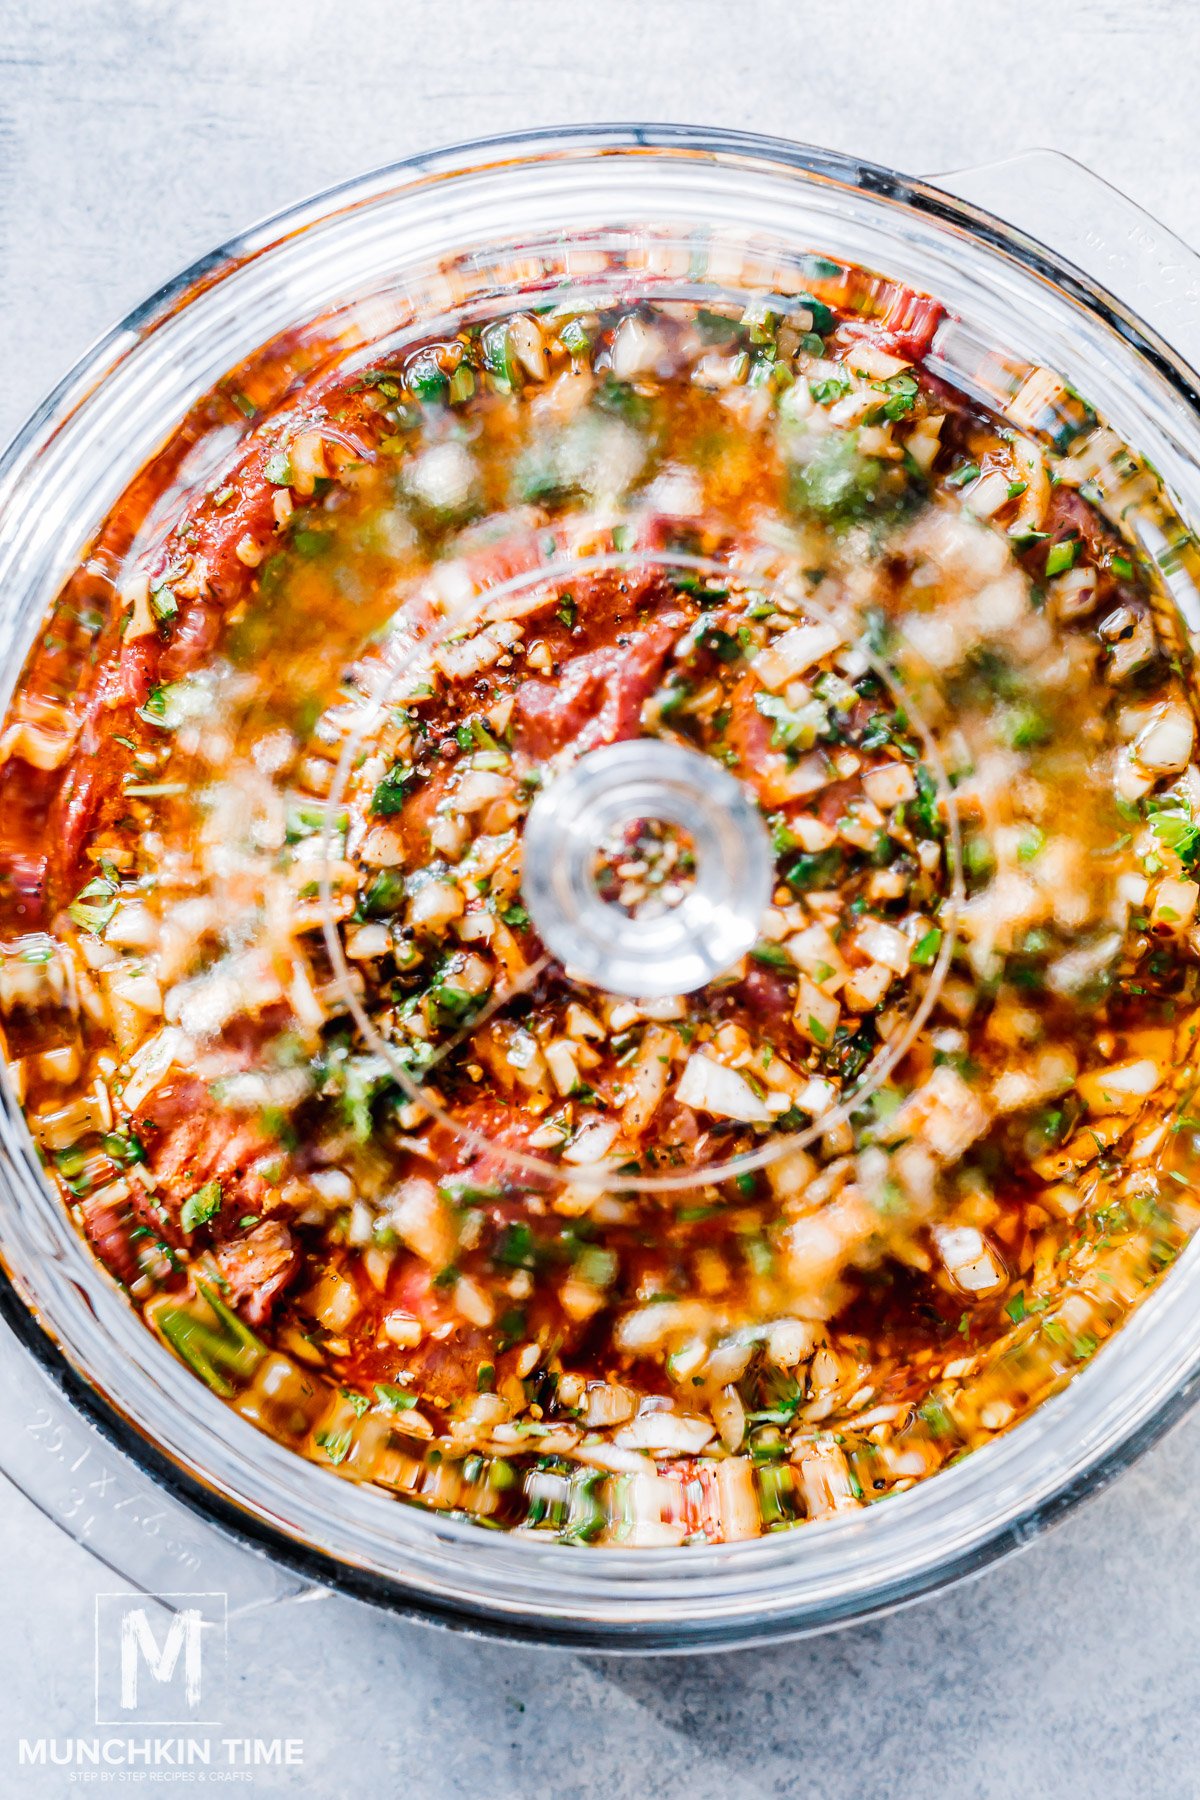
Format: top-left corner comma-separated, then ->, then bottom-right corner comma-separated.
3,125 -> 1200,1652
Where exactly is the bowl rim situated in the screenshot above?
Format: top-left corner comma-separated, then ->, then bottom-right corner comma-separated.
3,1251 -> 1197,1654
4,120 -> 1200,1651
4,122 -> 1197,508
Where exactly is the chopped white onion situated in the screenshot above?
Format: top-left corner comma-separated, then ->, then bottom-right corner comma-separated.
615,1409 -> 715,1454
753,622 -> 843,692
1133,701 -> 1195,774
1077,1057 -> 1162,1113
676,1052 -> 771,1124
562,1116 -> 621,1165
933,1224 -> 1006,1295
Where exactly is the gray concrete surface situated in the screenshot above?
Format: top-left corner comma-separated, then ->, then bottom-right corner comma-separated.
1,2 -> 1198,1793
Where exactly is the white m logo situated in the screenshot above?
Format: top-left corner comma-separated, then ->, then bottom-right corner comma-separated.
119,1606 -> 204,1710
96,1593 -> 226,1725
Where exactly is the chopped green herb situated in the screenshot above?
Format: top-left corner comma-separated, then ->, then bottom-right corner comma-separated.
559,318 -> 592,357
751,942 -> 794,969
370,762 -> 412,816
1002,704 -> 1053,752
1045,538 -> 1078,577
809,373 -> 852,407
448,365 -> 475,405
374,1383 -> 417,1414
180,1181 -> 223,1234
575,1246 -> 618,1288
869,371 -> 919,421
912,764 -> 941,838
697,625 -> 742,664
797,292 -> 835,335
102,1131 -> 145,1167
911,928 -> 943,966
785,847 -> 844,892
755,692 -> 824,752
494,1222 -> 537,1269
1146,799 -> 1200,872
67,875 -> 119,935
315,1427 -> 353,1465
148,581 -> 178,625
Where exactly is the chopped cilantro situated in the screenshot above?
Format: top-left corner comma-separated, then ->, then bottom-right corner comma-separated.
315,1427 -> 352,1465
148,581 -> 178,625
809,373 -> 852,407
785,847 -> 844,892
1146,798 -> 1200,871
370,762 -> 412,816
575,1246 -> 618,1288
697,625 -> 742,663
494,1223 -> 538,1269
911,928 -> 943,967
656,677 -> 692,719
1002,704 -> 1053,752
559,318 -> 592,357
755,691 -> 824,752
869,371 -> 919,421
67,874 -> 119,935
264,451 -> 294,487
797,292 -> 835,335
751,942 -> 794,969
374,1383 -> 417,1414
102,1131 -> 146,1166
1045,538 -> 1079,577
362,869 -> 406,916
912,764 -> 941,838
180,1181 -> 222,1234
789,434 -> 888,528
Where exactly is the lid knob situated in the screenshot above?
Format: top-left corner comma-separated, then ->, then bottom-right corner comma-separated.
521,739 -> 773,999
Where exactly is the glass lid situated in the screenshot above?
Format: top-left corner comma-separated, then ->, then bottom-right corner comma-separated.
304,529 -> 963,1198
2,128 -> 1200,1649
